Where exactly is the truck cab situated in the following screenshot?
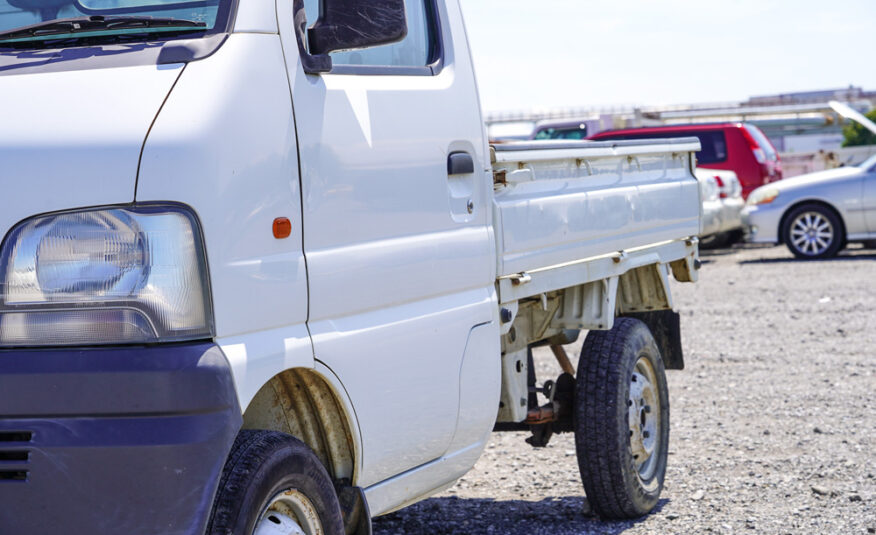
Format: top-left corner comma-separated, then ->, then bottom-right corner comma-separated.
0,1 -> 701,533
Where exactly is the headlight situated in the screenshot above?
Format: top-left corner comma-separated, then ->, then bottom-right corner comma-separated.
0,205 -> 213,347
747,187 -> 779,206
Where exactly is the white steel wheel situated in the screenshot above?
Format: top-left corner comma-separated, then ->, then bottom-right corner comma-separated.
255,489 -> 323,535
783,204 -> 843,259
629,356 -> 662,482
575,318 -> 670,519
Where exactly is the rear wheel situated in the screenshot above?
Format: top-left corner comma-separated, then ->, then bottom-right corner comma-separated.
574,318 -> 670,519
207,430 -> 345,535
782,204 -> 844,259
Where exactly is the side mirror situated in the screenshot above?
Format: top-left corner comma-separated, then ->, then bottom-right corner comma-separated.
308,0 -> 407,56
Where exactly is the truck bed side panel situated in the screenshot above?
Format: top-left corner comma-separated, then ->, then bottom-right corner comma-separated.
493,140 -> 701,276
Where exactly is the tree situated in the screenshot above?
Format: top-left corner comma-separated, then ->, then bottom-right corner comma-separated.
841,109 -> 876,147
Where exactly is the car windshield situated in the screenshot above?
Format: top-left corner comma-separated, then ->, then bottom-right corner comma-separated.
534,125 -> 588,140
0,0 -> 232,48
859,153 -> 876,170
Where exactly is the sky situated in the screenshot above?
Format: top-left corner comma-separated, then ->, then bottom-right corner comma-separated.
459,0 -> 876,114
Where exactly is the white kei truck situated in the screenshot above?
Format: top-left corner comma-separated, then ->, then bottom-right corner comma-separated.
0,1 -> 703,533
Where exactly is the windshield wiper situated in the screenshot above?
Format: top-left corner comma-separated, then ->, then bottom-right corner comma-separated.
0,15 -> 207,43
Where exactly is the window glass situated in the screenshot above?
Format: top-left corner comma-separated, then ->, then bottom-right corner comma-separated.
691,131 -> 728,164
600,130 -> 728,165
0,0 -> 224,46
303,0 -> 432,68
534,126 -> 587,140
859,153 -> 876,171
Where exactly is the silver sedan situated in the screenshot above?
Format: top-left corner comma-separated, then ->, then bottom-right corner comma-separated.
743,153 -> 876,259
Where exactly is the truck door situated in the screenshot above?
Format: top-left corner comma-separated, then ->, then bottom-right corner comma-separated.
278,0 -> 496,487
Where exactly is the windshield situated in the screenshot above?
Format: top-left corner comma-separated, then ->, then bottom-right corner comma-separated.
859,153 -> 876,171
534,125 -> 587,140
0,0 -> 233,48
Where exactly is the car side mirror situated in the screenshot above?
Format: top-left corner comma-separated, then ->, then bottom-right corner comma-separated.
308,0 -> 407,56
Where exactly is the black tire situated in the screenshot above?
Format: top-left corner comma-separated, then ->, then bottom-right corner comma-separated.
699,232 -> 728,249
724,228 -> 745,246
782,203 -> 844,259
574,318 -> 670,519
701,229 -> 744,250
207,430 -> 345,535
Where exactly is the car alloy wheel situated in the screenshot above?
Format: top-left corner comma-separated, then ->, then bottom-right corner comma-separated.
789,211 -> 834,256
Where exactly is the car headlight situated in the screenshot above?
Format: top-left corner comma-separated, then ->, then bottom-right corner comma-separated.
747,187 -> 779,206
0,204 -> 213,347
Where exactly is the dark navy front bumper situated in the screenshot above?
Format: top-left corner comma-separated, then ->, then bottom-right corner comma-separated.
0,342 -> 242,535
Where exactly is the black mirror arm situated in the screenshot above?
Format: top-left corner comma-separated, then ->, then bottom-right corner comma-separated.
293,0 -> 331,74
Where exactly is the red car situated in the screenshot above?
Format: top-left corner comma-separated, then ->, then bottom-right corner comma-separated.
587,123 -> 782,199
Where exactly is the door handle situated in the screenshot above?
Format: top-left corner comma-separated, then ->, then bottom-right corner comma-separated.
447,151 -> 475,176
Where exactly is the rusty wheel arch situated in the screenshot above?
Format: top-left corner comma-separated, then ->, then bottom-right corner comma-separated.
242,368 -> 357,483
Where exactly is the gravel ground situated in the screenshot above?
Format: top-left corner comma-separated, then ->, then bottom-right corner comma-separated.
374,243 -> 876,535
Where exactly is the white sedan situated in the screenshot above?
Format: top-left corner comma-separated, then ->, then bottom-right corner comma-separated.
696,168 -> 745,247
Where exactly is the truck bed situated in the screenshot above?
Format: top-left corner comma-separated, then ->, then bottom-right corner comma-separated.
491,138 -> 701,296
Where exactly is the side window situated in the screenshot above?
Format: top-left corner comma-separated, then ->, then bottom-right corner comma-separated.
604,131 -> 728,165
692,131 -> 728,164
303,0 -> 436,70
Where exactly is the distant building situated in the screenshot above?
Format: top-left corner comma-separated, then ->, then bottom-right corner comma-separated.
486,87 -> 876,153
745,86 -> 876,107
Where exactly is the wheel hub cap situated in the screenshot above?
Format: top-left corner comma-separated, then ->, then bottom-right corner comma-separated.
254,489 -> 323,535
790,212 -> 833,256
628,357 -> 661,480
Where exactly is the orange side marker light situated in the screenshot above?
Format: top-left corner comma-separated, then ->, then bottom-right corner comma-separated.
273,217 -> 292,239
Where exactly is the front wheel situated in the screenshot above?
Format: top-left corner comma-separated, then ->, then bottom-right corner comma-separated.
574,318 -> 670,519
207,430 -> 345,535
782,203 -> 844,259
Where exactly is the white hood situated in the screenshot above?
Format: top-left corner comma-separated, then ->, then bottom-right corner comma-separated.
0,62 -> 183,239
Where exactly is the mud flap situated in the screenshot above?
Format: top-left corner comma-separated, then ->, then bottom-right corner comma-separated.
336,482 -> 372,535
624,310 -> 685,370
